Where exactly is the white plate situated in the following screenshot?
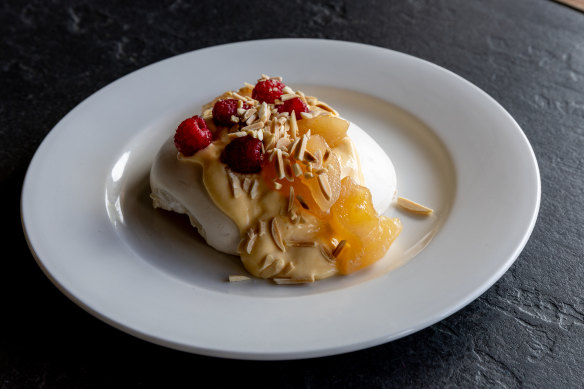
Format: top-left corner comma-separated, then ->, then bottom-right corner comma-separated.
21,39 -> 540,360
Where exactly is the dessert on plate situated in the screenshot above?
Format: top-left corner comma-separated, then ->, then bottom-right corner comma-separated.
150,75 -> 403,283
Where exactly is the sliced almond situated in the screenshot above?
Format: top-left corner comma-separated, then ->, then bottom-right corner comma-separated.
288,186 -> 295,213
250,179 -> 260,199
281,262 -> 296,276
276,149 -> 285,180
296,134 -> 308,161
260,258 -> 286,278
227,171 -> 242,198
317,174 -> 332,200
397,196 -> 433,215
290,111 -> 298,139
289,163 -> 300,178
259,254 -> 275,272
258,101 -> 270,123
246,234 -> 257,255
270,217 -> 286,252
258,219 -> 267,236
242,177 -> 252,193
228,275 -> 250,282
286,240 -> 317,247
333,240 -> 347,257
319,245 -> 336,264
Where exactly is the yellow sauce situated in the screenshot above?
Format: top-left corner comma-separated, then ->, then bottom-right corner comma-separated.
180,130 -> 364,281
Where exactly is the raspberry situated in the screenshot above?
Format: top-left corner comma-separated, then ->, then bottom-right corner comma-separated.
251,79 -> 285,104
212,99 -> 250,126
173,115 -> 212,156
222,135 -> 263,174
277,97 -> 309,119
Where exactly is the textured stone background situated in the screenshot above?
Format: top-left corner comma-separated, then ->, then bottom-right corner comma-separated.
2,0 -> 583,387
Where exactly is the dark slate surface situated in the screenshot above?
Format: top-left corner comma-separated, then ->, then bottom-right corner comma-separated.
2,0 -> 583,387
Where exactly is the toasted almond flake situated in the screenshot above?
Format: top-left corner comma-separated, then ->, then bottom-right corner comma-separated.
230,115 -> 239,123
270,75 -> 283,81
397,197 -> 434,215
333,240 -> 347,257
290,111 -> 298,139
270,217 -> 286,252
281,93 -> 297,101
315,168 -> 327,175
288,137 -> 300,155
296,135 -> 308,160
229,275 -> 251,282
276,149 -> 285,180
282,86 -> 294,94
260,74 -> 270,80
296,90 -> 308,105
281,262 -> 295,276
288,186 -> 295,213
203,108 -> 213,120
276,137 -> 291,150
259,254 -> 275,272
231,92 -> 248,101
243,121 -> 264,131
273,277 -> 314,285
246,227 -> 256,239
228,131 -> 248,139
319,245 -> 336,263
244,107 -> 257,120
241,177 -> 251,193
250,179 -> 260,199
258,102 -> 270,123
303,171 -> 314,179
244,82 -> 254,88
260,258 -> 286,278
317,174 -> 332,200
296,194 -> 310,210
245,114 -> 258,126
246,234 -> 257,254
273,181 -> 282,190
284,159 -> 294,182
300,112 -> 313,119
258,219 -> 266,236
292,162 -> 303,177
286,240 -> 317,247
228,171 -> 243,198
237,107 -> 247,115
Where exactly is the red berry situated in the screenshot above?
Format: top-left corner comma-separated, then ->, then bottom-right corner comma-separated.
252,79 -> 285,103
174,115 -> 212,156
222,135 -> 263,174
212,99 -> 250,126
277,97 -> 309,118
